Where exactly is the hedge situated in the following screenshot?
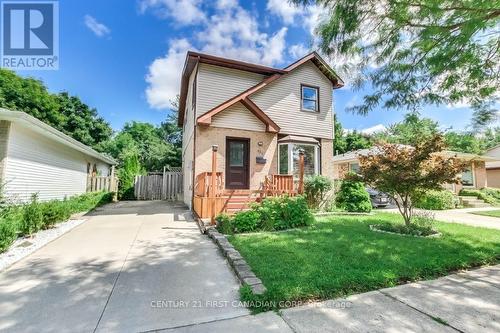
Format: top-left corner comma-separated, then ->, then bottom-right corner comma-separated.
0,191 -> 113,253
413,190 -> 458,210
459,188 -> 500,206
216,195 -> 314,234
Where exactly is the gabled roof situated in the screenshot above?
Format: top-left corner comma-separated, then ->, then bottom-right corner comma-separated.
0,109 -> 117,165
178,51 -> 344,127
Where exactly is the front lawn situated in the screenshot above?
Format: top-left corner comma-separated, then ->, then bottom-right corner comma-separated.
470,210 -> 500,218
229,213 -> 500,311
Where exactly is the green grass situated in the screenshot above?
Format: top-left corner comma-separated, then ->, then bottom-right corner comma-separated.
229,213 -> 500,311
470,210 -> 500,218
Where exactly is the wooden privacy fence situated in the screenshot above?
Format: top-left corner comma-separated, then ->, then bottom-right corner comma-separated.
134,172 -> 183,200
87,176 -> 118,193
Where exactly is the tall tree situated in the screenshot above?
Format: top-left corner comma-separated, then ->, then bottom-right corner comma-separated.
0,69 -> 112,147
334,115 -> 373,154
96,121 -> 180,172
373,113 -> 440,145
293,0 -> 500,128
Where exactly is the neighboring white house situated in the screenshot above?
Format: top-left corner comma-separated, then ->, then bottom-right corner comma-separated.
485,144 -> 500,188
0,109 -> 117,202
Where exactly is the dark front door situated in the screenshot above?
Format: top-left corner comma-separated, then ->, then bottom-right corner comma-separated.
226,138 -> 250,189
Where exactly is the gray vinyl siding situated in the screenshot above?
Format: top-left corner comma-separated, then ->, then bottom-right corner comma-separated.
3,123 -> 111,202
196,63 -> 264,118
212,102 -> 265,132
182,64 -> 198,208
250,61 -> 333,139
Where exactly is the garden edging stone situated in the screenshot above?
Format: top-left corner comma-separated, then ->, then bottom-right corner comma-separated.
205,227 -> 267,295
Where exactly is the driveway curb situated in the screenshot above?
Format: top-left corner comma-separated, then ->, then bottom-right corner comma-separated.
206,228 -> 267,295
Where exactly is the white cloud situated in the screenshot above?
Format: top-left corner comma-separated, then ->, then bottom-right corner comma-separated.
289,43 -> 309,59
345,124 -> 386,135
361,124 -> 386,135
266,0 -> 300,24
138,0 -> 206,25
144,1 -> 290,108
84,15 -> 111,38
145,39 -> 192,109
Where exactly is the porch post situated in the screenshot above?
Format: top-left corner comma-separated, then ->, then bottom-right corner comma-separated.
211,145 -> 218,225
298,149 -> 304,194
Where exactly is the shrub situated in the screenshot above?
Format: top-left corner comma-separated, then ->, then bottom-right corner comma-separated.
374,223 -> 437,237
271,196 -> 314,230
232,210 -> 261,233
216,213 -> 233,235
304,175 -> 333,210
459,188 -> 500,206
413,190 -> 457,210
41,201 -> 71,229
217,195 -> 314,234
117,152 -> 144,200
0,191 -> 113,253
20,195 -> 44,236
0,214 -> 18,252
335,179 -> 372,212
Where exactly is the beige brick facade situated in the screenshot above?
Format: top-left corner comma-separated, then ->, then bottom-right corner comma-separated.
195,126 -> 278,190
320,139 -> 334,180
473,161 -> 487,189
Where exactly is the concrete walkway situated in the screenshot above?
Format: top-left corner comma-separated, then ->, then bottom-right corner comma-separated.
385,207 -> 500,230
0,201 -> 289,333
280,265 -> 500,333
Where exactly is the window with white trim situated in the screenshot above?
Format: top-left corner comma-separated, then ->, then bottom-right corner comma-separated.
278,143 -> 320,178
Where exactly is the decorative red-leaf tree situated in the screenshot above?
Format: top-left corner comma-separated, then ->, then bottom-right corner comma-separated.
352,135 -> 468,225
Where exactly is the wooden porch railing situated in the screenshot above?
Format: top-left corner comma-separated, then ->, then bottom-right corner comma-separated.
193,147 -> 306,223
194,171 -> 224,197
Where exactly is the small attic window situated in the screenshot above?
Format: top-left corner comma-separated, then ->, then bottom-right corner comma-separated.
301,84 -> 319,112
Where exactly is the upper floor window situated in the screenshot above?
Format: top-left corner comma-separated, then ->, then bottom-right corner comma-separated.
301,85 -> 319,112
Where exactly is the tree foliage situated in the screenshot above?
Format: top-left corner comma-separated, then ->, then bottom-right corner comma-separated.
96,121 -> 181,172
373,113 -> 440,145
354,135 -> 467,225
293,0 -> 500,127
334,115 -> 373,154
0,69 -> 112,147
373,113 -> 500,153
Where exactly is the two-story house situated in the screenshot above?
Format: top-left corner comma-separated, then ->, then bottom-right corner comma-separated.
178,51 -> 343,215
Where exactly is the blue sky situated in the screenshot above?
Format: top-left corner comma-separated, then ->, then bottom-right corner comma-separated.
16,0 -> 479,133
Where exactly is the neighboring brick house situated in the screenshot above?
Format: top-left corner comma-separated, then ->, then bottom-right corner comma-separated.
485,144 -> 500,188
333,148 -> 497,194
178,51 -> 343,211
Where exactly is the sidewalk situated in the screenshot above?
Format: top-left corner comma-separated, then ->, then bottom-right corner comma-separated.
280,265 -> 500,333
384,207 -> 500,230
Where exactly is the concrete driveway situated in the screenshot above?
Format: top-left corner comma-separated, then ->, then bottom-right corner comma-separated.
0,201 -> 290,333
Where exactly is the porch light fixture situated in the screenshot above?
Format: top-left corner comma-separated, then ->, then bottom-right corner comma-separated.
212,145 -> 218,152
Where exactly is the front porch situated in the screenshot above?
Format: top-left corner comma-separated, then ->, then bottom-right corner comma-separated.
193,146 -> 305,221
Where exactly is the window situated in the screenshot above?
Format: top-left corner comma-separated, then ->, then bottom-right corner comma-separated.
461,165 -> 474,186
279,144 -> 289,174
278,143 -> 319,177
301,85 -> 319,112
349,162 -> 360,174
